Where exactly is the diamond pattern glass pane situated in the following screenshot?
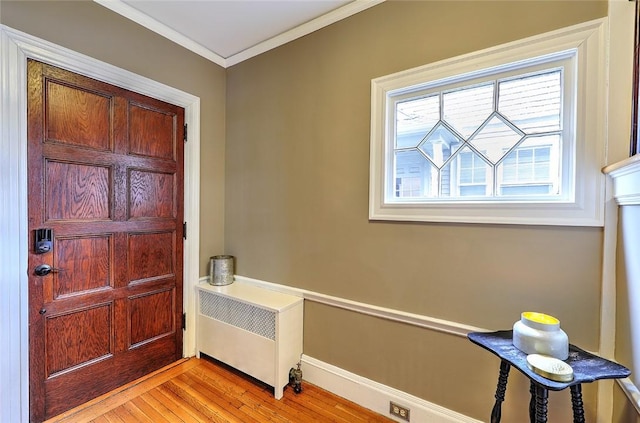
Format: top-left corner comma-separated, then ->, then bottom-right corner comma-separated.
443,83 -> 494,139
441,146 -> 492,198
497,134 -> 560,197
418,123 -> 463,168
388,60 -> 568,203
498,70 -> 561,134
396,95 -> 440,148
394,150 -> 438,198
469,114 -> 523,163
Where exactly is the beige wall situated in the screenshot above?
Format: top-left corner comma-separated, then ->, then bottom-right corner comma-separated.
4,0 -> 632,421
225,1 -> 608,420
1,0 -> 227,275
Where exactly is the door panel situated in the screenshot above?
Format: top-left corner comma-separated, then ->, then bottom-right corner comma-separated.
129,169 -> 175,218
45,304 -> 113,377
45,80 -> 111,150
28,59 -> 184,422
127,231 -> 175,282
129,103 -> 176,159
45,161 -> 111,220
52,235 -> 112,298
129,288 -> 175,346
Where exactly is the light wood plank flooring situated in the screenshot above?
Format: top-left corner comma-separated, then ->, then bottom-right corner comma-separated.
45,356 -> 395,423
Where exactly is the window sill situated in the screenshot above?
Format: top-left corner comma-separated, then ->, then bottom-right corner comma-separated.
369,200 -> 604,227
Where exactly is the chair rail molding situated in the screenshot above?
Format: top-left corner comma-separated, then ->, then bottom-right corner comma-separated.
228,275 -> 487,338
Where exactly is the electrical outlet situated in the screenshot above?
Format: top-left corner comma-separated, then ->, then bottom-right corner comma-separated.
389,401 -> 410,422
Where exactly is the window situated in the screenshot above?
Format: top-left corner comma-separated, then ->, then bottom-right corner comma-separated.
369,19 -> 607,226
394,69 -> 563,201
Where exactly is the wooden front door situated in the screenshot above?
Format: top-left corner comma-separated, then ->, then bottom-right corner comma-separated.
27,60 -> 185,422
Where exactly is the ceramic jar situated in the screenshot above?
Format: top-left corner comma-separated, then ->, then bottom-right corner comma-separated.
512,312 -> 568,360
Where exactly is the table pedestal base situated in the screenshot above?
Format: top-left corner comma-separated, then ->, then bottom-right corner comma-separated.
491,359 -> 585,423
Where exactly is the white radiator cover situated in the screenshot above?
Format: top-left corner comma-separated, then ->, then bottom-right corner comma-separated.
196,282 -> 303,399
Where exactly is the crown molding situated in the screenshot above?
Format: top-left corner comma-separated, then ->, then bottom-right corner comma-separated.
94,0 -> 384,69
94,0 -> 226,67
225,0 -> 384,67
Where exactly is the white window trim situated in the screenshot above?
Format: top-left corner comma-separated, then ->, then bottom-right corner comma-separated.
369,18 -> 608,226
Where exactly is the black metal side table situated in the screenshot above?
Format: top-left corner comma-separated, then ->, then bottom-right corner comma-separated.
468,330 -> 630,423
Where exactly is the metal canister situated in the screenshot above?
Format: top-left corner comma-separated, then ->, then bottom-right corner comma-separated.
208,255 -> 235,286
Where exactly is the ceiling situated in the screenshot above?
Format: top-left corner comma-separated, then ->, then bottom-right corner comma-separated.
95,0 -> 383,68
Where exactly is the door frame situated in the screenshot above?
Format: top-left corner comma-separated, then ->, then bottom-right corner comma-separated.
0,24 -> 201,422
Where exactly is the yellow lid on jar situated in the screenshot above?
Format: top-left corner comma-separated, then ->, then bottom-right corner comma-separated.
522,312 -> 559,326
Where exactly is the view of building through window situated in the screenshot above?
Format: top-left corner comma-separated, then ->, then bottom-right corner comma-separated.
394,69 -> 562,200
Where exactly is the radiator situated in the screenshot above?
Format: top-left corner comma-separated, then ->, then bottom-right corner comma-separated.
196,282 -> 303,399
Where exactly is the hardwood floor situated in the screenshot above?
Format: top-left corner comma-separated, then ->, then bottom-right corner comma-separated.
44,356 -> 395,423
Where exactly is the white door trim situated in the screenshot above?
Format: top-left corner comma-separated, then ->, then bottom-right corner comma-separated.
0,24 -> 201,422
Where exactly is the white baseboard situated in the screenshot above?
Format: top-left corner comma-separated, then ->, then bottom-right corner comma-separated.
300,355 -> 482,423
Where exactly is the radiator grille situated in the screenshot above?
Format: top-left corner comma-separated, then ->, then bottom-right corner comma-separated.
199,290 -> 275,340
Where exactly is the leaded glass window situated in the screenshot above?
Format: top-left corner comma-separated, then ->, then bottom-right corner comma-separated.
369,20 -> 606,226
393,69 -> 562,201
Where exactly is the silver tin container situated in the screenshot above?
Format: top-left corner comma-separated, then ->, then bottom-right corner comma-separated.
208,255 -> 235,286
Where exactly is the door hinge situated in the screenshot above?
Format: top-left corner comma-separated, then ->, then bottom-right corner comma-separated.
183,222 -> 187,239
184,123 -> 188,142
182,313 -> 186,330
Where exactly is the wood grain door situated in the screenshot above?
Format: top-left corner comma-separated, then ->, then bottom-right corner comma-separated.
27,60 -> 184,422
